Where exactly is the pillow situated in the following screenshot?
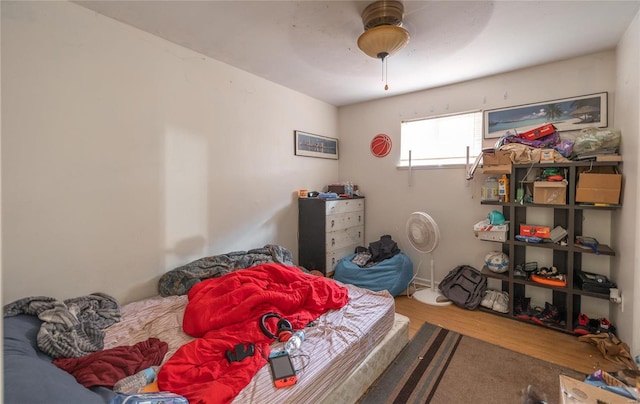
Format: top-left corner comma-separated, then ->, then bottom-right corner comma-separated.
3,315 -> 113,404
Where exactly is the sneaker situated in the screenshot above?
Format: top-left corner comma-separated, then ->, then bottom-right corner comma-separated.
598,318 -> 617,335
514,265 -> 527,279
573,313 -> 591,335
514,297 -> 533,320
531,302 -> 560,326
492,291 -> 509,313
481,290 -> 498,309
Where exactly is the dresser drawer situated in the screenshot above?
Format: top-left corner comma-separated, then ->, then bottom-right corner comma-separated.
325,199 -> 365,215
325,246 -> 357,276
326,225 -> 364,251
325,210 -> 364,231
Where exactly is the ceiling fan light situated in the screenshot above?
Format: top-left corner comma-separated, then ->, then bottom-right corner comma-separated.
357,25 -> 410,59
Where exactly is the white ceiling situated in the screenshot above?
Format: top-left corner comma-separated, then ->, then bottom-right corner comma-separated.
75,1 -> 640,107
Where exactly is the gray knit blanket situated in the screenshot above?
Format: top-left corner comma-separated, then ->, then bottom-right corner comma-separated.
4,293 -> 121,358
158,244 -> 297,296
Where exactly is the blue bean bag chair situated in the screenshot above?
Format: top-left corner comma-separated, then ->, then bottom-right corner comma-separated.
333,253 -> 413,297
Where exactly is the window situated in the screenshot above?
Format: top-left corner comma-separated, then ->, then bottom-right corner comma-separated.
400,110 -> 483,167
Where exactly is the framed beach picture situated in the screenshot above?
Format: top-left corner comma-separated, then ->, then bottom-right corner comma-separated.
294,130 -> 339,159
484,92 -> 608,139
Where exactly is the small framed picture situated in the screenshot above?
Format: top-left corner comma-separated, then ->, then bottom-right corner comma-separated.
294,130 -> 339,160
484,92 -> 608,139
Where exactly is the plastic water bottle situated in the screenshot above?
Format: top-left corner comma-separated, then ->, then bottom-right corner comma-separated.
113,366 -> 159,393
284,330 -> 305,354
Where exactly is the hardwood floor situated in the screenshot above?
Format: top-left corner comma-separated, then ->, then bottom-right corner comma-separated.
393,294 -> 625,375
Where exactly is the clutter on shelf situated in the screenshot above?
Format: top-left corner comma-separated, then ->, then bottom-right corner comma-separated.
474,210 -> 509,243
480,289 -> 509,313
514,298 -> 564,327
484,251 -> 508,273
482,124 -> 623,174
575,270 -> 617,294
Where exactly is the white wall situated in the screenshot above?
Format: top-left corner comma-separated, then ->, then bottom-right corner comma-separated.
614,10 -> 640,357
1,1 -> 338,305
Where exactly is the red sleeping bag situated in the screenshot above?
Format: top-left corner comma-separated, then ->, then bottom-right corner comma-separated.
157,263 -> 349,404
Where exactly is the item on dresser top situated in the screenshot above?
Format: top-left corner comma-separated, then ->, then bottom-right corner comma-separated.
318,192 -> 339,199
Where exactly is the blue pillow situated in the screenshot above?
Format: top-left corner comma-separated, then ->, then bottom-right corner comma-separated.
3,315 -> 114,404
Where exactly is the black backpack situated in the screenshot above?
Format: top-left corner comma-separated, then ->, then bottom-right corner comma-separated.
438,265 -> 487,309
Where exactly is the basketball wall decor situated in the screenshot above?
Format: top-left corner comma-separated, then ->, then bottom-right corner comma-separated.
370,134 -> 392,157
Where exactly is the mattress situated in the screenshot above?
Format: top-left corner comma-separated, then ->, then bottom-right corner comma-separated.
103,282 -> 398,403
103,294 -> 193,364
320,312 -> 410,404
233,282 -> 397,403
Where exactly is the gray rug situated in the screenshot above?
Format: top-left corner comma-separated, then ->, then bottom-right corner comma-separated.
359,322 -> 584,404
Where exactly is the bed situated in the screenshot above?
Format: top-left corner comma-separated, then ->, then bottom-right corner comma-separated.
3,261 -> 409,404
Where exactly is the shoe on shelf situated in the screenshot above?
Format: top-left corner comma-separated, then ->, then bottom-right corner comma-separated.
573,313 -> 591,335
481,290 -> 498,309
531,302 -> 560,326
492,291 -> 509,314
513,265 -> 527,279
598,318 -> 617,335
587,318 -> 600,334
514,297 -> 532,320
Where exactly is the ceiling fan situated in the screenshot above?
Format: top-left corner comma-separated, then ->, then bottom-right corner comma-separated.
357,0 -> 410,90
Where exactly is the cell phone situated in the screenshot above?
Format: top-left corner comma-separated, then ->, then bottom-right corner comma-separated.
268,351 -> 297,388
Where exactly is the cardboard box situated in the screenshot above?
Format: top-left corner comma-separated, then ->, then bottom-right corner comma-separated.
483,150 -> 511,166
534,181 -> 567,205
473,219 -> 509,242
576,166 -> 622,205
540,148 -> 554,163
482,150 -> 512,174
520,224 -> 551,239
559,375 -> 636,404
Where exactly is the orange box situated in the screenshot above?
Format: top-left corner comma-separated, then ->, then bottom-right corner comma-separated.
520,224 -> 551,239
